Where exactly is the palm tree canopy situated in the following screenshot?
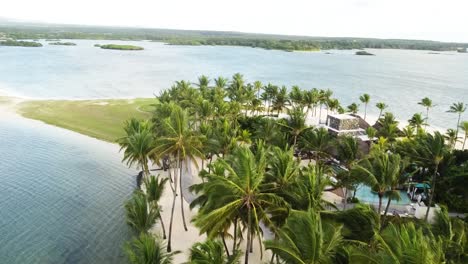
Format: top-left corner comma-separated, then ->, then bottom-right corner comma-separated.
125,191 -> 159,234
359,93 -> 370,104
447,102 -> 467,114
265,209 -> 343,264
193,145 -> 289,238
418,97 -> 434,108
118,119 -> 155,172
189,239 -> 241,264
124,233 -> 180,264
352,152 -> 402,196
152,104 -> 204,164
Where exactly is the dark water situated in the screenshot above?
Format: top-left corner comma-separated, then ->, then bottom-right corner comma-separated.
0,116 -> 136,263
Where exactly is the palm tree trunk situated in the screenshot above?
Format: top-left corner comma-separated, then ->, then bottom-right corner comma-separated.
179,157 -> 188,231
378,194 -> 383,215
221,233 -> 230,258
455,113 -> 461,138
378,109 -> 383,119
383,195 -> 392,224
319,105 -> 322,124
463,136 -> 466,149
249,232 -> 254,253
232,217 -> 238,252
244,205 -> 252,264
159,214 -> 167,239
425,163 -> 439,222
425,108 -> 429,128
343,187 -> 348,210
364,104 -> 367,120
167,169 -> 178,252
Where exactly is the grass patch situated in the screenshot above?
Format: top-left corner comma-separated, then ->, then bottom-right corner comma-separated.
18,98 -> 155,142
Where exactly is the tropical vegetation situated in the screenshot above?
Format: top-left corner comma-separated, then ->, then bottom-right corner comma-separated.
117,74 -> 467,263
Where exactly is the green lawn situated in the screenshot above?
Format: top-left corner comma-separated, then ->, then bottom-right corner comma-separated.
18,98 -> 155,142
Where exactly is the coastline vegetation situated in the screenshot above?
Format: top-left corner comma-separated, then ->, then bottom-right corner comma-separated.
355,50 -> 375,56
1,23 -> 468,52
115,74 -> 467,263
99,44 -> 144,50
49,41 -> 77,46
0,39 -> 42,47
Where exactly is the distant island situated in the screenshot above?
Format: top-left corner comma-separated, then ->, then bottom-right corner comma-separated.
1,22 -> 468,52
45,39 -> 61,41
99,44 -> 144,50
49,42 -> 76,46
355,50 -> 375,56
0,40 -> 42,47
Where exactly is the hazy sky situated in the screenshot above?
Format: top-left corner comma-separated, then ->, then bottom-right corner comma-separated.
2,0 -> 467,42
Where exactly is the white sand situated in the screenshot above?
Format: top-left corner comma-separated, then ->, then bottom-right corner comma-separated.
147,158 -> 270,263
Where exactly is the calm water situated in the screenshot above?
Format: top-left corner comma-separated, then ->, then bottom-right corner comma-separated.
0,39 -> 467,263
0,39 -> 467,128
355,185 -> 411,205
0,115 -> 136,263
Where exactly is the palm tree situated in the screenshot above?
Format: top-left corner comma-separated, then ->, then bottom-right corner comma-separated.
125,191 -> 160,234
460,121 -> 468,149
401,132 -> 448,221
447,102 -> 467,137
189,240 -> 241,264
265,209 -> 343,264
296,164 -> 334,210
152,105 -> 204,251
347,103 -> 359,115
336,136 -> 360,169
402,125 -> 415,140
359,93 -> 371,120
375,102 -> 388,119
377,112 -> 400,143
289,85 -> 304,108
366,127 -> 377,148
418,97 -> 435,127
327,98 -> 340,115
253,81 -> 262,100
118,119 -> 154,178
352,153 -> 403,217
444,128 -> 459,149
145,175 -> 169,239
265,146 -> 301,206
124,233 -> 180,264
318,89 -> 332,123
282,106 -> 309,146
272,86 -> 288,115
298,127 -> 333,162
192,146 -> 289,264
378,222 -> 444,263
408,113 -> 427,131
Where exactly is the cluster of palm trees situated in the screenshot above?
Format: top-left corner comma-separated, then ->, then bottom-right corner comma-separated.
117,74 -> 467,263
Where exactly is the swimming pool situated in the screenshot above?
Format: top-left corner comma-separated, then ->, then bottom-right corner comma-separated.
354,185 -> 411,205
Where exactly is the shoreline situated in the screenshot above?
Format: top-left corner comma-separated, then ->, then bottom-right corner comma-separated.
1,89 -> 465,149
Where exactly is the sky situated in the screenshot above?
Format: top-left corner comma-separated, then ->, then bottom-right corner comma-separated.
2,0 -> 468,42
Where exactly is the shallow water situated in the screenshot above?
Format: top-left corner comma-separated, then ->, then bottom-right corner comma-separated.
0,40 -> 467,128
0,115 -> 136,263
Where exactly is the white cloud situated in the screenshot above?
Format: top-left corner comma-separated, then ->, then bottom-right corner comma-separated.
1,0 -> 467,42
